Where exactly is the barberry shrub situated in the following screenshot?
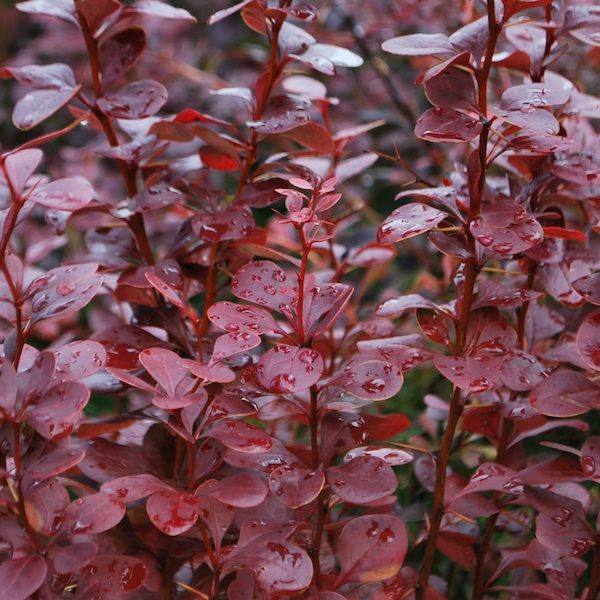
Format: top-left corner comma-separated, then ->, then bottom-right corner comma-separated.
0,0 -> 599,598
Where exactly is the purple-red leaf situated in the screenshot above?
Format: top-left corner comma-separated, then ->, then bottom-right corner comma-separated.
61,493 -> 125,535
327,456 -> 398,504
382,33 -> 456,56
0,555 -> 47,600
98,28 -> 146,88
337,515 -> 408,584
147,489 -> 200,536
415,108 -> 482,143
378,203 -> 447,243
530,370 -> 600,417
269,464 -> 325,508
204,420 -> 273,453
577,311 -> 600,371
30,176 -> 94,211
257,345 -> 323,393
97,80 -> 167,119
208,301 -> 279,334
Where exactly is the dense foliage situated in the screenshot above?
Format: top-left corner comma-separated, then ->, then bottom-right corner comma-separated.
0,0 -> 600,598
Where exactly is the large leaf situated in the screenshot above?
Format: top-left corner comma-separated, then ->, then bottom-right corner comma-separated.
30,176 -> 94,211
0,555 -> 47,600
26,381 -> 90,439
98,28 -> 146,88
530,370 -> 600,417
61,493 -> 125,535
269,464 -> 325,508
204,420 -> 273,453
382,33 -> 456,56
337,515 -> 408,584
378,203 -> 448,243
146,489 -> 200,536
415,108 -> 482,143
331,360 -> 403,401
208,301 -> 279,334
97,80 -> 167,119
257,345 -> 323,393
576,311 -> 600,371
13,87 -> 80,130
77,555 -> 148,595
327,456 -> 398,503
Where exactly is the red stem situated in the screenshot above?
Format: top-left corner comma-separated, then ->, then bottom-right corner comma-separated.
415,2 -> 500,597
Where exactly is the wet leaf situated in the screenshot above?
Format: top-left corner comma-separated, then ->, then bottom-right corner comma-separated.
576,311 -> 600,371
147,489 -> 200,536
530,370 -> 600,417
382,33 -> 456,56
98,28 -> 146,88
30,176 -> 94,211
61,493 -> 125,535
327,456 -> 398,503
415,107 -> 482,143
378,203 -> 447,243
269,464 -> 325,508
257,345 -> 323,393
337,515 -> 407,584
97,80 -> 167,119
0,555 -> 47,600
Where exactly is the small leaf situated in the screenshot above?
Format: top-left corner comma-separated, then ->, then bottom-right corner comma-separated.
100,474 -> 174,503
0,63 -> 76,89
79,555 -> 147,595
333,360 -> 403,401
501,83 -> 571,110
53,542 -> 97,575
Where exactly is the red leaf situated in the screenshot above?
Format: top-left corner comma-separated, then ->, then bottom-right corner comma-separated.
201,473 -> 268,508
204,420 -> 273,453
449,463 -> 524,502
132,0 -> 196,21
2,148 -> 43,194
26,381 -> 90,439
100,474 -> 174,503
25,447 -> 85,481
257,345 -> 323,393
337,515 -> 407,584
75,0 -> 121,33
16,0 -> 78,25
378,203 -> 448,243
364,413 -> 411,440
327,456 -> 398,503
577,311 -> 600,371
61,493 -> 125,535
574,273 -> 600,306
248,94 -> 310,134
0,63 -> 76,89
53,542 -> 97,574
424,65 -> 477,111
501,83 -> 571,110
200,147 -> 240,171
382,33 -> 456,56
530,370 -> 600,417
581,437 -> 600,481
98,28 -> 146,88
54,341 -> 106,381
97,80 -> 167,119
225,536 -> 313,594
147,489 -> 200,536
210,331 -> 261,364
208,301 -> 279,335
269,464 -> 325,508
332,360 -> 403,401
0,555 -> 47,600
415,108 -> 482,143
13,87 -> 80,130
92,325 -> 171,369
79,554 -> 148,595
